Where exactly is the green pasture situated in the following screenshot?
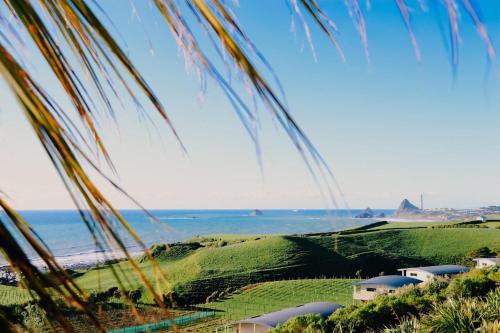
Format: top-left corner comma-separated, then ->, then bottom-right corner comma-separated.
0,284 -> 31,306
202,278 -> 356,321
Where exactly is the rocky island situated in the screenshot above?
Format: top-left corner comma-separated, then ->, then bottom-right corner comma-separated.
394,199 -> 422,217
249,209 -> 264,216
355,207 -> 386,218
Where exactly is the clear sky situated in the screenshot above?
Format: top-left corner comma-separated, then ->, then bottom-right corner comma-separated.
1,1 -> 500,210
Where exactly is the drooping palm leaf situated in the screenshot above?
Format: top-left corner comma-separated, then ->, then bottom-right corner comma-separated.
0,1 -> 495,332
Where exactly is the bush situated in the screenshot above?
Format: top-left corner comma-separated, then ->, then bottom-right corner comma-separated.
382,316 -> 420,333
20,303 -> 49,332
160,291 -> 182,308
89,286 -> 121,303
481,288 -> 500,323
420,288 -> 499,333
485,265 -> 500,282
421,297 -> 484,332
274,314 -> 328,333
328,297 -> 420,332
328,281 -> 450,333
446,275 -> 496,298
205,290 -> 219,303
468,247 -> 497,258
128,289 -> 142,303
424,278 -> 449,297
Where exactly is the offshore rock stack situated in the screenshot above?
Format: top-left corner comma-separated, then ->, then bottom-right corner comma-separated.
395,199 -> 422,217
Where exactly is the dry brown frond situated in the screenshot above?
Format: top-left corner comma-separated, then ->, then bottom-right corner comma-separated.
0,1 -> 495,332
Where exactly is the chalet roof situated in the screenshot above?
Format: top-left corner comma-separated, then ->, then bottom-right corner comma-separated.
236,302 -> 342,328
353,275 -> 422,288
398,265 -> 469,275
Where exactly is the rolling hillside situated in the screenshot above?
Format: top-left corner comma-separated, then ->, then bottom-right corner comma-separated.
73,224 -> 500,304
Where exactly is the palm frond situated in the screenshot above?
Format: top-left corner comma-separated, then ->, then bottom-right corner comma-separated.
0,1 -> 496,332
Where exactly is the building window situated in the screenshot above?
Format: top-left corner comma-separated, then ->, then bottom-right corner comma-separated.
410,273 -> 417,277
366,288 -> 376,292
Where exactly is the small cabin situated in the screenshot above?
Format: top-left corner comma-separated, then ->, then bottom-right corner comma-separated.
222,302 -> 342,333
398,265 -> 469,282
473,258 -> 500,269
352,275 -> 422,301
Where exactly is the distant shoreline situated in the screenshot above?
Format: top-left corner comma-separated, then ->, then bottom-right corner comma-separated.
1,249 -> 144,271
383,217 -> 447,222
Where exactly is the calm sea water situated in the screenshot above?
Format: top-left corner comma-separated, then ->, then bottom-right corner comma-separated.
1,209 -> 393,267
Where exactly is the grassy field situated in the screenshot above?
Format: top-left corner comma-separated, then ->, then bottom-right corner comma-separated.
0,284 -> 31,306
335,228 -> 500,263
201,278 -> 356,321
482,221 -> 500,228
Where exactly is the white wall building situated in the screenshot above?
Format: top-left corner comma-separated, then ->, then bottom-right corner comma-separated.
352,275 -> 422,301
473,258 -> 500,269
398,265 -> 469,282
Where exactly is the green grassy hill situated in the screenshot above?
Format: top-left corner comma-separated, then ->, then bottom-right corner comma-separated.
72,224 -> 500,304
75,235 -> 346,303
327,228 -> 500,263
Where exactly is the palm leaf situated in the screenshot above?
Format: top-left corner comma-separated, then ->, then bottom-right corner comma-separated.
0,1 -> 495,332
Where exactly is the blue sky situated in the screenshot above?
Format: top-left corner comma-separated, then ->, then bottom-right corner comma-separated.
1,0 -> 500,209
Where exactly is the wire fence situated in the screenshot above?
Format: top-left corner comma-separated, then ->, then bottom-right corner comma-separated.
107,310 -> 216,333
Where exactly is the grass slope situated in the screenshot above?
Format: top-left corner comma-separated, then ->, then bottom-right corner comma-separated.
75,235 -> 343,303
347,228 -> 500,263
73,226 -> 500,304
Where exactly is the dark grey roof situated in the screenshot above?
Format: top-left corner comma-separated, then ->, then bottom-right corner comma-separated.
398,265 -> 469,275
353,275 -> 422,288
236,302 -> 343,328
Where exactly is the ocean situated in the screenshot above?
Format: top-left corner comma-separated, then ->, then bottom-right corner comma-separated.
1,209 -> 393,268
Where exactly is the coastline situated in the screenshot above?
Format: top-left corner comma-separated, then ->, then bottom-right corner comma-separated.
0,249 -> 145,271
383,217 -> 447,222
